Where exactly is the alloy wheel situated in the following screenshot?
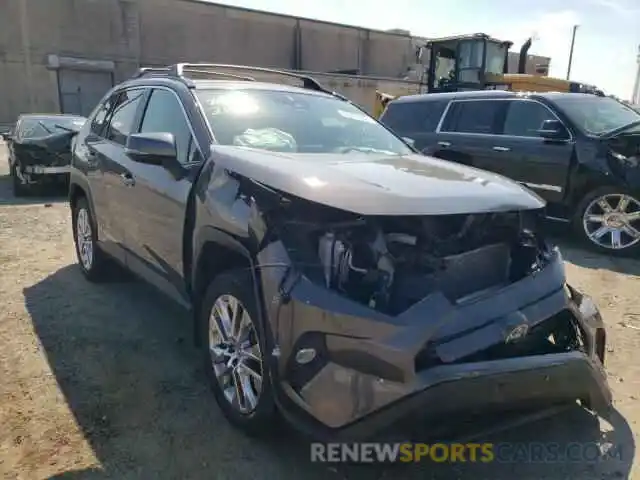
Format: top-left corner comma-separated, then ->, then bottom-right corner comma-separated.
209,294 -> 263,414
76,208 -> 94,270
582,193 -> 640,250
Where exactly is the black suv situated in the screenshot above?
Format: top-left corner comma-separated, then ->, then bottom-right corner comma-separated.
381,91 -> 640,255
68,64 -> 611,441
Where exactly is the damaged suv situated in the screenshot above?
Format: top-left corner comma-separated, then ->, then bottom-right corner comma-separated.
68,64 -> 612,440
8,114 -> 85,196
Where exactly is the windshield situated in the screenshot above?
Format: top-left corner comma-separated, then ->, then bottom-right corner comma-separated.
551,96 -> 640,135
195,89 -> 412,155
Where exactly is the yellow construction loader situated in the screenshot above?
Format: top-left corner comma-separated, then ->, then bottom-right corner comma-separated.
373,33 -> 603,117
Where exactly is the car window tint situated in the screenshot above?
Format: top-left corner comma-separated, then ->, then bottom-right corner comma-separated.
105,89 -> 145,145
91,95 -> 116,137
380,100 -> 448,134
441,100 -> 503,134
503,100 -> 557,137
139,89 -> 193,164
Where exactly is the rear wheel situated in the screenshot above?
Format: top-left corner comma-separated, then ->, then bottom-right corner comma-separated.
72,197 -> 110,281
573,187 -> 640,256
200,269 -> 278,436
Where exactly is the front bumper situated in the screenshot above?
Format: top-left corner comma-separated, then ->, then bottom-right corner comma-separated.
257,243 -> 612,441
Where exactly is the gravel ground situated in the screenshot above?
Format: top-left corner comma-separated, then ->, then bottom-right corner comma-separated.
0,141 -> 639,479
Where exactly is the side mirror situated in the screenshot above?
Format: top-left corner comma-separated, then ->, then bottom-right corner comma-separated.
402,136 -> 416,147
126,132 -> 178,166
537,120 -> 569,140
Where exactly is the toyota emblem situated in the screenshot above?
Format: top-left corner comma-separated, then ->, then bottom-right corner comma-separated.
505,323 -> 529,343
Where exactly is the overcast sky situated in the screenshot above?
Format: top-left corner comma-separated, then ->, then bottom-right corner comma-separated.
214,0 -> 640,100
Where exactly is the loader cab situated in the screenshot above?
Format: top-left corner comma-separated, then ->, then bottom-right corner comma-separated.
419,34 -> 512,93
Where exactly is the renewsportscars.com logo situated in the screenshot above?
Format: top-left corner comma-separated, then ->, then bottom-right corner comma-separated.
312,443 -> 494,463
310,442 -> 624,464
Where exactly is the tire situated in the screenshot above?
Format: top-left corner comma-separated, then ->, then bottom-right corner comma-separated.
72,197 -> 110,281
10,162 -> 30,197
200,269 -> 278,436
573,186 -> 640,256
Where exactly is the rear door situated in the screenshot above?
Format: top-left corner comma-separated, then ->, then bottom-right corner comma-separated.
379,99 -> 449,152
432,99 -> 506,167
77,87 -> 147,261
489,99 -> 574,203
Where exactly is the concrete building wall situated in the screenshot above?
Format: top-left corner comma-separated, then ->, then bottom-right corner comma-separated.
0,0 -> 551,124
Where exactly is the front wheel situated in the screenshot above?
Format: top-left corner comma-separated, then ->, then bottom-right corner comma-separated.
573,187 -> 640,256
200,269 -> 278,436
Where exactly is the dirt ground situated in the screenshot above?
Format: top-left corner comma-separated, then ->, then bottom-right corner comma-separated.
0,141 -> 639,480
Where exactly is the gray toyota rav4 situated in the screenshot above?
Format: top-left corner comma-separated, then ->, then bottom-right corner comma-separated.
68,63 -> 612,441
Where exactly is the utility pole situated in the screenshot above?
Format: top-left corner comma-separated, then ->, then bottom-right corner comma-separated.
566,25 -> 579,80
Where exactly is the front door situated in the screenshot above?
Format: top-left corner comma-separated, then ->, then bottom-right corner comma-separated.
488,99 -> 574,203
120,88 -> 203,306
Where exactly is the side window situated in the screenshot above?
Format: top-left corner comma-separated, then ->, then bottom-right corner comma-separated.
380,100 -> 449,134
105,89 -> 146,145
502,100 -> 559,137
138,89 -> 195,164
441,100 -> 504,134
90,94 -> 116,137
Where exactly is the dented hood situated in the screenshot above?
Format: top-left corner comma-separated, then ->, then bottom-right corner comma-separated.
212,146 -> 545,215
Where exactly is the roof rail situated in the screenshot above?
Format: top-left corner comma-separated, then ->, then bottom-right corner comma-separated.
132,66 -> 255,82
174,63 -> 329,93
132,67 -> 172,79
131,63 -> 341,98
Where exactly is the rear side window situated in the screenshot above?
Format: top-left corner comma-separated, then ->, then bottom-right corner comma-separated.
90,94 -> 116,137
381,100 -> 448,134
441,100 -> 504,134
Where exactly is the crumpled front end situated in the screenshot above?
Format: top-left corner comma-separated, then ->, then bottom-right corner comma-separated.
13,131 -> 77,177
253,199 -> 611,440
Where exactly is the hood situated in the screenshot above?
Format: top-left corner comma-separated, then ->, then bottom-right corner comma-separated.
211,146 -> 545,215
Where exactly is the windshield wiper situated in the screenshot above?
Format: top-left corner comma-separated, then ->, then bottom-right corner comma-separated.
37,121 -> 54,135
336,146 -> 399,155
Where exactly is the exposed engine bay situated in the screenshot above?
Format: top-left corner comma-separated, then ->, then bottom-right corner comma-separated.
278,206 -> 551,315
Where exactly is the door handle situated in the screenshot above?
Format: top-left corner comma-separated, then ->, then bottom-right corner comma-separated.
120,173 -> 135,187
492,146 -> 510,152
438,141 -> 451,148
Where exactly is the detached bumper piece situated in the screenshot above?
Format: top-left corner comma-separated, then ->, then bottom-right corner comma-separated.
261,247 -> 612,441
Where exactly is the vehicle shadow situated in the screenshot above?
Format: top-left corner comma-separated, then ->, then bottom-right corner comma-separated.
0,173 -> 68,206
544,222 -> 640,277
24,265 -> 635,480
559,243 -> 640,278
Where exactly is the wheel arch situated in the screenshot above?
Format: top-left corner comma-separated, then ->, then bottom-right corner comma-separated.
191,226 -> 263,345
